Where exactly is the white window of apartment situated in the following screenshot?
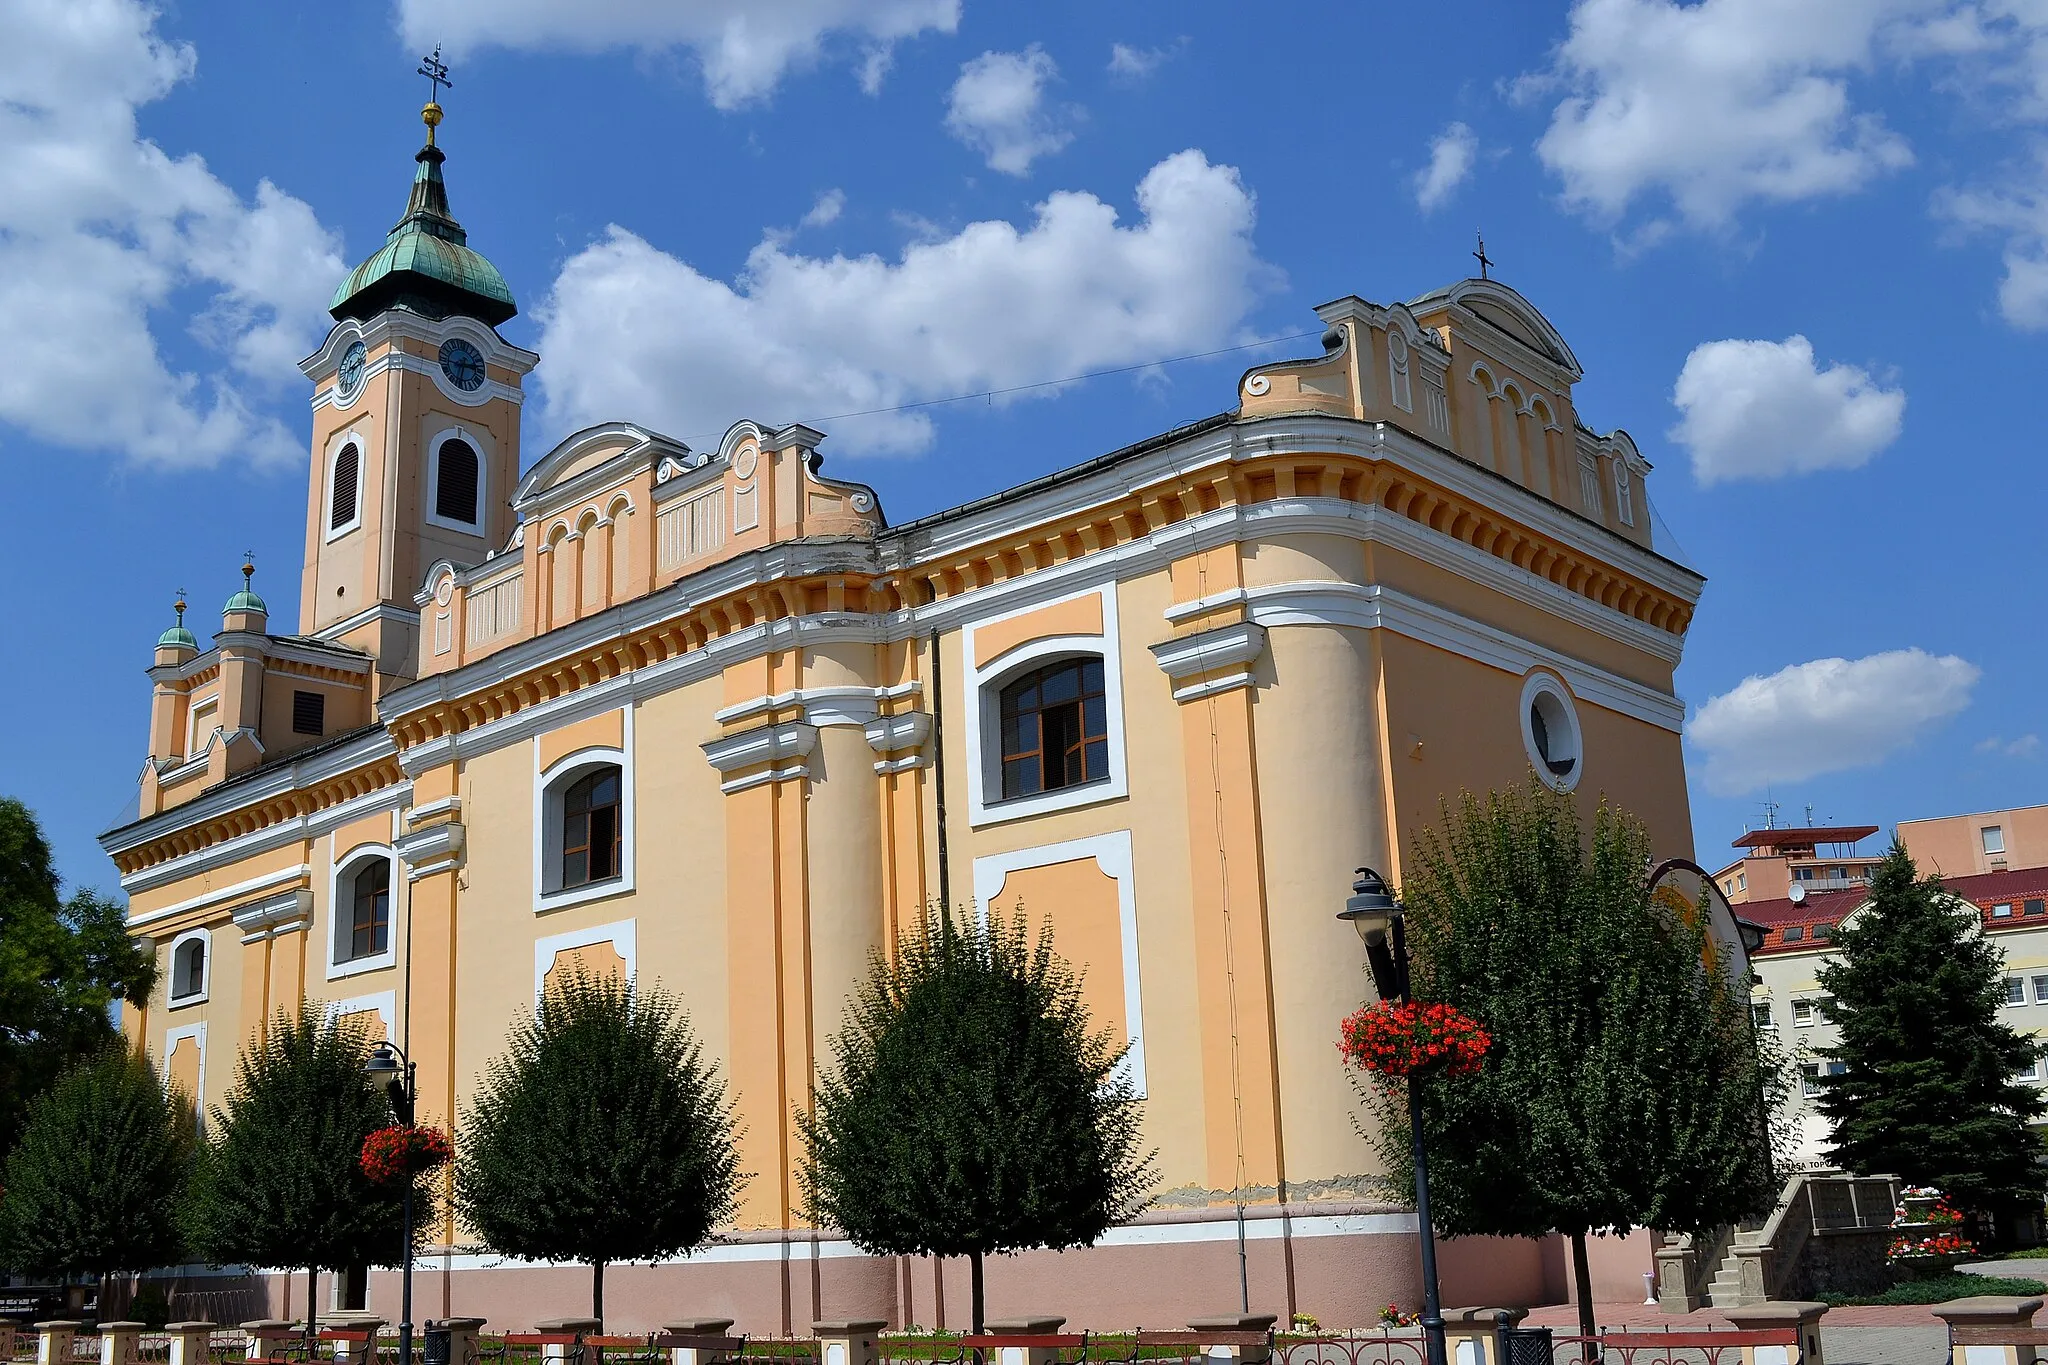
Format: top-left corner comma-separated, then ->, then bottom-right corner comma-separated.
1800,1063 -> 1823,1098
1738,873 -> 1747,893
1984,826 -> 2008,856
2007,977 -> 2028,1006
1995,902 -> 2016,919
1792,999 -> 1816,1026
2017,1060 -> 2044,1085
1752,1001 -> 1774,1030
2032,975 -> 2048,1005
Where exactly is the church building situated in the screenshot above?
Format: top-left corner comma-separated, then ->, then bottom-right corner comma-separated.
103,102 -> 1705,1330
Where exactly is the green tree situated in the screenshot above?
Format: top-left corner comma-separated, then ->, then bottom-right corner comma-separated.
183,1007 -> 422,1340
1365,779 -> 1784,1339
455,970 -> 742,1326
0,798 -> 157,1151
0,1047 -> 195,1304
799,907 -> 1154,1333
1817,842 -> 2045,1215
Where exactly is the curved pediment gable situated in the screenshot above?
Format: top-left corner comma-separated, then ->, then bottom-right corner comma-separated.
513,422 -> 691,515
1410,278 -> 1583,382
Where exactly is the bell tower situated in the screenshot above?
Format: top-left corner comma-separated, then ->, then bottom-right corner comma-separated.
297,91 -> 536,695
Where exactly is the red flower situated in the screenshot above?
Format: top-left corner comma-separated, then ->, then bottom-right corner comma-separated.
1338,1001 -> 1491,1079
360,1125 -> 453,1184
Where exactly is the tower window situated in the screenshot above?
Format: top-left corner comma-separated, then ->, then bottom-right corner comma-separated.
998,658 -> 1109,801
170,934 -> 207,1002
560,767 -> 623,890
292,690 -> 325,735
435,438 -> 480,526
345,859 -> 391,963
331,442 -> 360,531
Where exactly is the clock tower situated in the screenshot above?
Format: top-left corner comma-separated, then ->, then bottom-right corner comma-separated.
297,98 -> 535,696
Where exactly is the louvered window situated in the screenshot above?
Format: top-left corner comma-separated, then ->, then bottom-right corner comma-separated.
436,439 -> 479,525
292,690 -> 324,735
331,443 -> 359,530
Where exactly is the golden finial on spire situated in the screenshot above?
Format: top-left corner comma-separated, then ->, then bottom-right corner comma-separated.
241,551 -> 256,589
173,589 -> 187,624
418,45 -> 452,146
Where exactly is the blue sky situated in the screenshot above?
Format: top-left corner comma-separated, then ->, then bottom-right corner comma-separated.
5,0 -> 2044,895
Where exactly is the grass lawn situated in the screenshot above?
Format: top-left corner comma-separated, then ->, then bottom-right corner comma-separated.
1819,1273 -> 2048,1306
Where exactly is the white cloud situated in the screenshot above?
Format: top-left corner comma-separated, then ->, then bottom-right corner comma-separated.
395,0 -> 959,108
1522,0 -> 1924,231
1939,144 -> 2048,328
1413,122 -> 1478,213
535,150 -> 1275,455
800,189 -> 846,229
1669,336 -> 1905,485
1108,40 -> 1183,78
1977,734 -> 2042,758
1689,649 -> 1980,796
946,45 -> 1075,175
0,0 -> 343,468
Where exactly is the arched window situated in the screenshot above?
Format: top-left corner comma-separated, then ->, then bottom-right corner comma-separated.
345,859 -> 390,962
561,766 -> 623,889
998,658 -> 1109,800
331,442 -> 360,532
170,934 -> 207,1003
435,438 -> 480,525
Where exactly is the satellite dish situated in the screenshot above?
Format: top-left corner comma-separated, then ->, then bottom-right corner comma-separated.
1789,884 -> 1808,904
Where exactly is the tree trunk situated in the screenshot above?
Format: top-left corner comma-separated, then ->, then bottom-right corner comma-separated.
306,1266 -> 320,1354
592,1259 -> 606,1330
969,1249 -> 985,1335
1571,1231 -> 1595,1349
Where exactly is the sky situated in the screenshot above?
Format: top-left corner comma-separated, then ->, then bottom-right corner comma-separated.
3,0 -> 2045,897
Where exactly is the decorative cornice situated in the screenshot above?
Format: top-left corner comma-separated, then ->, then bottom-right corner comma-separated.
128,863 -> 311,931
702,721 -> 818,794
1149,621 -> 1268,702
395,821 -> 466,882
232,887 -> 312,943
863,712 -> 932,772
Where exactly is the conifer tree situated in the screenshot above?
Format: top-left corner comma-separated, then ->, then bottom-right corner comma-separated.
1365,778 -> 1784,1340
799,907 -> 1154,1334
455,970 -> 742,1326
0,1047 -> 194,1305
183,1007 -> 422,1338
1817,842 -> 2045,1214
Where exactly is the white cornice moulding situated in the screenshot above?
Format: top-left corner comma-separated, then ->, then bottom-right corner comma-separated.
702,721 -> 819,794
714,681 -> 921,730
232,887 -> 312,944
128,863 -> 312,931
1149,621 -> 1268,702
396,821 -> 466,883
864,712 -> 932,771
404,796 -> 462,828
115,781 -> 408,896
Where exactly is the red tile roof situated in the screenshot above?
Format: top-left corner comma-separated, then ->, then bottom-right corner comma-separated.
1747,867 -> 2048,953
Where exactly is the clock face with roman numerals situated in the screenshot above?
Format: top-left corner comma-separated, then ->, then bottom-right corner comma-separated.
438,337 -> 486,392
337,341 -> 367,400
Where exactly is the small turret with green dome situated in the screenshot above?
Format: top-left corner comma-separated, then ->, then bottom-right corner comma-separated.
157,592 -> 197,651
328,84 -> 516,327
224,558 -> 267,617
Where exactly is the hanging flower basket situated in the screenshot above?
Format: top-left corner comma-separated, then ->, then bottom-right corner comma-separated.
1338,1001 -> 1491,1079
360,1124 -> 453,1184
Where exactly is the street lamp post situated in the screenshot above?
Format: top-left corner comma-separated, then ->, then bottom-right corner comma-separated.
1340,868 -> 1448,1365
365,1042 -> 418,1365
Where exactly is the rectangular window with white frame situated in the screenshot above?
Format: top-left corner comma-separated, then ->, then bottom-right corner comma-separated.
1792,998 -> 1816,1026
1985,826 -> 2007,855
2007,977 -> 2028,1006
2033,975 -> 2048,1005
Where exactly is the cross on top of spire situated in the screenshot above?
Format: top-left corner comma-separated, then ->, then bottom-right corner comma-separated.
1473,231 -> 1493,281
419,45 -> 453,104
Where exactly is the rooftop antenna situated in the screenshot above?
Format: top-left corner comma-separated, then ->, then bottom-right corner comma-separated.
1473,231 -> 1493,281
1805,803 -> 1816,828
1760,798 -> 1781,830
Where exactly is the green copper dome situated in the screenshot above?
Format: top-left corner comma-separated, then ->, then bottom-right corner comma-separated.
224,589 -> 268,614
330,140 -> 516,326
157,624 -> 198,649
